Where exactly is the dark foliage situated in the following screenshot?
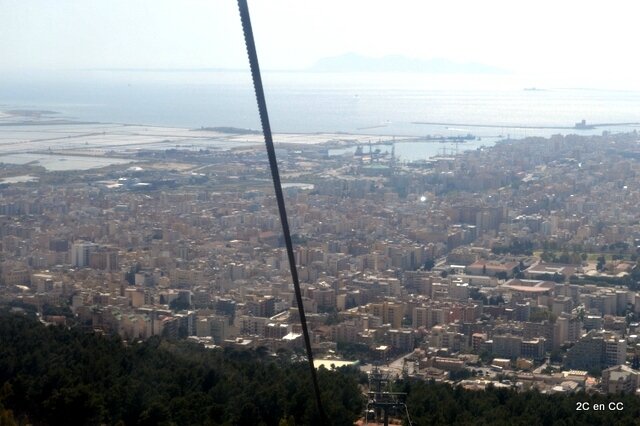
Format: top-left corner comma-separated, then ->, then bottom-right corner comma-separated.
491,240 -> 534,256
6,311 -> 640,426
423,259 -> 435,271
0,312 -> 363,425
570,271 -> 640,291
401,379 -> 640,426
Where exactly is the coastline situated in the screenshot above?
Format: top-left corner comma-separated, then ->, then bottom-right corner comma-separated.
1,107 -> 638,170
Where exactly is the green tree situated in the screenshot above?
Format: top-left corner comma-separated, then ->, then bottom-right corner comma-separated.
0,312 -> 364,425
424,259 -> 435,271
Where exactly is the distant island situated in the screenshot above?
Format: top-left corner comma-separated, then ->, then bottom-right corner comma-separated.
309,52 -> 508,74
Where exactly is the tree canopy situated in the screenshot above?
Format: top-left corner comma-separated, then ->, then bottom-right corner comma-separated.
3,311 -> 640,425
401,379 -> 640,426
0,311 -> 363,425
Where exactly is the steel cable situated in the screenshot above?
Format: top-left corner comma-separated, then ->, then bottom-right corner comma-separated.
236,0 -> 327,423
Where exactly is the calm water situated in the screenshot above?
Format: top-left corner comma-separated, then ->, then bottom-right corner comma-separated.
1,70 -> 639,163
0,153 -> 133,171
2,71 -> 640,134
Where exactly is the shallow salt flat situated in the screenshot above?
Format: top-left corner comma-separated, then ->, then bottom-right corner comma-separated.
0,153 -> 134,171
218,131 -> 406,146
0,175 -> 39,184
0,120 -> 486,165
0,125 -> 203,153
0,123 -> 127,149
119,139 -> 249,151
0,122 -> 400,155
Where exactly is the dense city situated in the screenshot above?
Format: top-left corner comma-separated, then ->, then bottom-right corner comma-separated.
2,128 -> 640,401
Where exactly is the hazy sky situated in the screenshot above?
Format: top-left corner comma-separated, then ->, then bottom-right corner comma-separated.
1,0 -> 639,87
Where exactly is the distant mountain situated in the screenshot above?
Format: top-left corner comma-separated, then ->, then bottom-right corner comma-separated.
309,53 -> 507,74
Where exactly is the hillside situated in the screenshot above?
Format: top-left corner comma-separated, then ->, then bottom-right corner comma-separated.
1,311 -> 640,425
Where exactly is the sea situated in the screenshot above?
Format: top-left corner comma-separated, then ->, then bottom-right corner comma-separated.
1,70 -> 639,163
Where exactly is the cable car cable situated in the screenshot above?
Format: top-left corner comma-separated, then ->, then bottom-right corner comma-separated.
236,1 -> 327,423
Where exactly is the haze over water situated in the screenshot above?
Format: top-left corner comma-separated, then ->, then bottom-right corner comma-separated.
2,71 -> 639,141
